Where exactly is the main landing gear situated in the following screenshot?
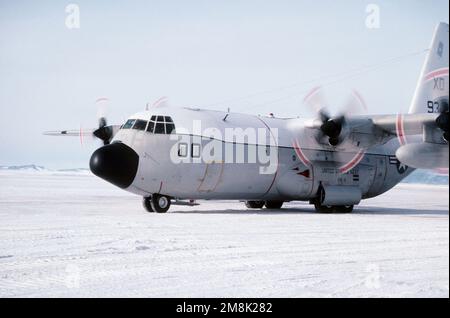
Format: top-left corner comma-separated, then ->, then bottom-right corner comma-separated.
245,200 -> 284,209
143,194 -> 171,213
313,202 -> 354,213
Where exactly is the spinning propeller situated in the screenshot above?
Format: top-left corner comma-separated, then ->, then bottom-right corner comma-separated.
92,98 -> 113,145
293,87 -> 369,173
303,86 -> 367,148
43,97 -> 115,145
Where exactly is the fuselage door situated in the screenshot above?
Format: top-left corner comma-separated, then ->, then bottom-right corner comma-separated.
197,162 -> 223,193
368,155 -> 387,196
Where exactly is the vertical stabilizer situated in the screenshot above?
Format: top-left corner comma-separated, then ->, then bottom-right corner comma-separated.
409,23 -> 449,114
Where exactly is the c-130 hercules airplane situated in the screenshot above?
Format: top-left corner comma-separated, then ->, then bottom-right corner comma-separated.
46,23 -> 449,213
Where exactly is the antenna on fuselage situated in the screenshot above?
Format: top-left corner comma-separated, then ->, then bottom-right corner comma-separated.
223,107 -> 230,121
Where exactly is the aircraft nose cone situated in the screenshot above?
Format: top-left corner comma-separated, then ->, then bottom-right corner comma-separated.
89,143 -> 139,189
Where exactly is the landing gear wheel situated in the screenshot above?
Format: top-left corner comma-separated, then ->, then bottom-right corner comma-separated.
142,196 -> 154,213
335,205 -> 354,213
245,201 -> 265,209
314,203 -> 335,213
265,201 -> 284,209
150,194 -> 171,213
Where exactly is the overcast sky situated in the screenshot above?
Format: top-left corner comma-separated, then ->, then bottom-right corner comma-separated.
0,0 -> 448,168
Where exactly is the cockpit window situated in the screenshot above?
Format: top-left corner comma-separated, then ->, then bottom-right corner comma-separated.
122,119 -> 136,129
166,123 -> 175,134
146,115 -> 175,135
132,119 -> 148,131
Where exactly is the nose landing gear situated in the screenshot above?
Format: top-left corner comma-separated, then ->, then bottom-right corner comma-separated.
142,194 -> 171,213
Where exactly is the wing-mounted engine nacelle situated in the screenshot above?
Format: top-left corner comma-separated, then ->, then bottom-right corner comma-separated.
433,96 -> 449,142
436,111 -> 449,142
396,142 -> 449,169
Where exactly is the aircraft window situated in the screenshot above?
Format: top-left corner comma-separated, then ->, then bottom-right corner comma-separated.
147,121 -> 155,133
132,119 -> 148,131
122,119 -> 136,129
178,143 -> 188,157
192,144 -> 201,158
166,123 -> 175,134
154,122 -> 165,134
146,115 -> 175,134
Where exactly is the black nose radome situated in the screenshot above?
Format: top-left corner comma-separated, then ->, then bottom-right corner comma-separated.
89,143 -> 139,189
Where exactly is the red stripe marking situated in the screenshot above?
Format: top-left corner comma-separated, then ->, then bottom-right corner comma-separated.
396,113 -> 406,146
292,139 -> 312,167
95,97 -> 109,103
423,68 -> 449,82
434,168 -> 449,175
338,150 -> 365,174
352,89 -> 368,111
79,125 -> 83,145
152,96 -> 168,108
303,86 -> 321,104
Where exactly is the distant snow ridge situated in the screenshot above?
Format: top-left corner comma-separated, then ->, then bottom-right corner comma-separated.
0,165 -> 90,175
57,168 -> 90,173
403,170 -> 449,185
0,164 -> 45,171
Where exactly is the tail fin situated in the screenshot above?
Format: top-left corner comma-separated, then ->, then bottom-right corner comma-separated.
409,22 -> 449,114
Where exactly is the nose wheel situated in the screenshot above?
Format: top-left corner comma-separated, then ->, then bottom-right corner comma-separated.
142,194 -> 171,213
142,196 -> 154,212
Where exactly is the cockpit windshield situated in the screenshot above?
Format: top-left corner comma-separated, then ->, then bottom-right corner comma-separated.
147,115 -> 175,134
121,116 -> 175,134
122,119 -> 136,129
132,119 -> 148,131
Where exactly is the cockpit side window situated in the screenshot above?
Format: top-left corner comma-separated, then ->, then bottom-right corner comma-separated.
166,123 -> 175,134
132,119 -> 148,131
154,122 -> 165,134
122,119 -> 136,129
147,121 -> 154,133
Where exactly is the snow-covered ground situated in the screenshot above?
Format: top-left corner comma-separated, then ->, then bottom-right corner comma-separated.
0,171 -> 448,298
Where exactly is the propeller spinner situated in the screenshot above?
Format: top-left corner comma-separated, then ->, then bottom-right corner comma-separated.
92,98 -> 113,145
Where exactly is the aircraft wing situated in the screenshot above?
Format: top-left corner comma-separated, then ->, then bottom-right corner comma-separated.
345,113 -> 448,169
370,113 -> 441,137
307,112 -> 444,145
306,112 -> 444,145
43,125 -> 122,145
43,129 -> 96,136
